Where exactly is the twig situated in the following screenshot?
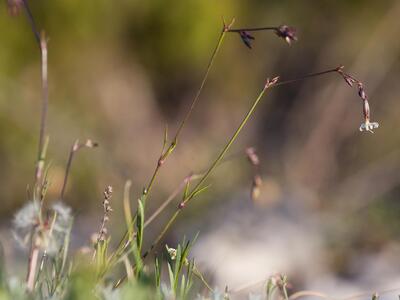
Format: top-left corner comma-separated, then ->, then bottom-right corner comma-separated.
60,139 -> 98,200
34,33 -> 49,189
109,20 -> 235,270
26,246 -> 39,292
228,26 -> 277,32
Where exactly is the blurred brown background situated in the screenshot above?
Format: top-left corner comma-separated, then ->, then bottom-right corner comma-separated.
1,0 -> 400,296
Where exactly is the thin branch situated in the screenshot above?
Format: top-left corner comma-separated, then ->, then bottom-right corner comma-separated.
228,26 -> 277,32
141,65 -> 377,259
289,291 -> 332,300
26,246 -> 39,292
142,78 -> 278,259
60,139 -> 98,200
21,0 -> 40,47
34,33 -> 49,187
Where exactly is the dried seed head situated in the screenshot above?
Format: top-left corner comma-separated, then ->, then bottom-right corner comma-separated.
275,25 -> 298,45
265,76 -> 280,89
97,185 -> 113,242
239,31 -> 255,49
104,186 -> 113,199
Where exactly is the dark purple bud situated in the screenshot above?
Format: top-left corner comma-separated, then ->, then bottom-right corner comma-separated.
239,31 -> 255,49
178,202 -> 185,209
275,25 -> 298,45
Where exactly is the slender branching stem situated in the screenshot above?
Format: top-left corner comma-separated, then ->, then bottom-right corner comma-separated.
21,0 -> 40,47
273,66 -> 342,87
60,141 -> 78,200
60,139 -> 97,200
143,174 -> 199,229
34,33 -> 49,188
171,28 -> 228,146
183,87 -> 269,206
141,65 -> 360,259
21,1 -> 48,291
26,246 -> 39,292
228,26 -> 277,33
22,0 -> 48,188
143,21 -> 232,203
142,82 -> 273,259
108,21 -> 234,270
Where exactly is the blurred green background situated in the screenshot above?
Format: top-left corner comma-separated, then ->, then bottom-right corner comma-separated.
1,0 -> 400,295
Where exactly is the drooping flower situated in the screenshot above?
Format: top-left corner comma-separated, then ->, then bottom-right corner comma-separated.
239,31 -> 255,49
359,120 -> 379,133
275,25 -> 298,45
359,98 -> 379,133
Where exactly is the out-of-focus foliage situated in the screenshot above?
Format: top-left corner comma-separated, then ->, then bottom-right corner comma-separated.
0,0 -> 400,296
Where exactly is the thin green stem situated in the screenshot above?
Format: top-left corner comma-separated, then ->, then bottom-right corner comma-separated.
141,65 -> 347,258
172,29 -> 227,145
184,87 -> 268,205
142,27 -> 228,203
21,0 -> 41,47
274,67 -> 342,87
107,26 -> 230,274
143,85 -> 270,258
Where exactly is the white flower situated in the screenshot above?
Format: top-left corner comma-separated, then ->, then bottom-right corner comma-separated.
165,244 -> 177,260
359,120 -> 379,133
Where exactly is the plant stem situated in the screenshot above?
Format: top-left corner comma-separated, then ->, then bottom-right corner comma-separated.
228,27 -> 277,32
34,34 -> 49,188
273,67 -> 342,87
108,24 -> 232,270
141,65 -> 348,258
184,87 -> 268,205
143,84 -> 270,258
171,29 -> 228,146
26,246 -> 39,292
143,25 -> 229,203
21,0 -> 40,47
60,141 -> 78,200
143,174 -> 199,229
60,139 -> 97,200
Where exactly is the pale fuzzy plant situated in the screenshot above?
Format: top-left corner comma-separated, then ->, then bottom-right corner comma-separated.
13,201 -> 73,256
